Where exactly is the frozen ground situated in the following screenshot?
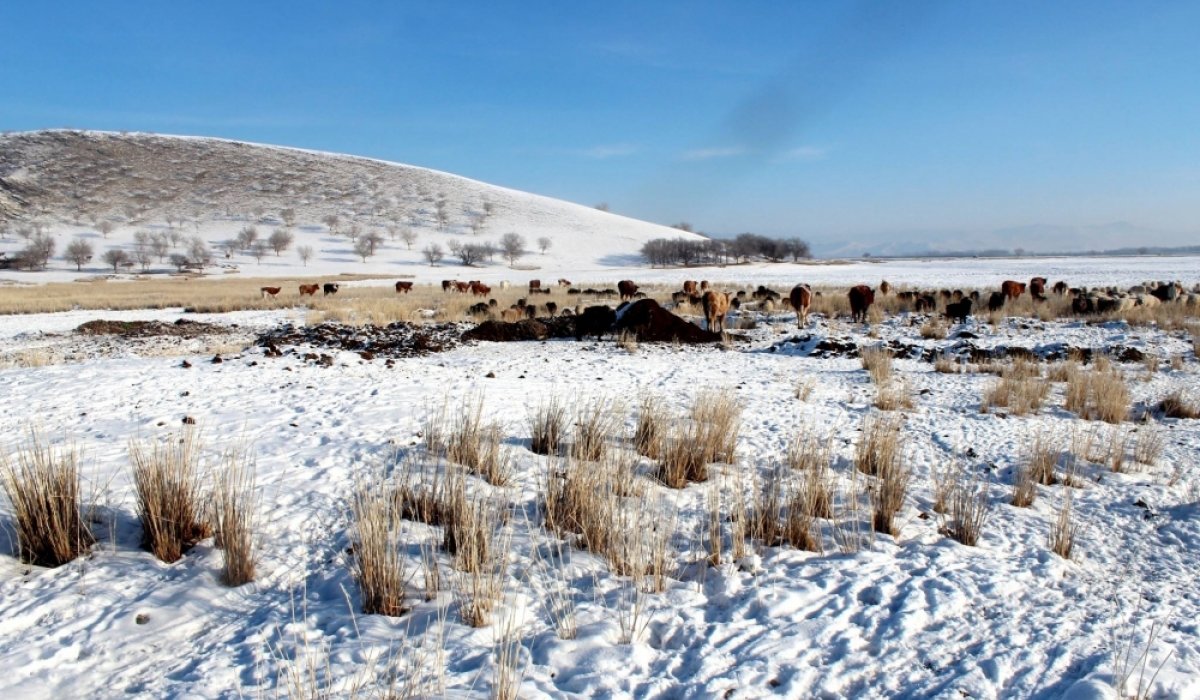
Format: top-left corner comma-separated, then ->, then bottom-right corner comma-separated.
0,279 -> 1198,699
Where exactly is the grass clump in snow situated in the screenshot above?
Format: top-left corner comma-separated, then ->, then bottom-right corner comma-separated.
691,389 -> 741,465
1066,363 -> 1130,423
1156,390 -> 1199,419
0,433 -> 94,567
212,448 -> 258,586
855,413 -> 904,478
1048,490 -> 1080,560
351,470 -> 409,617
129,429 -> 210,563
445,394 -> 510,486
528,395 -> 567,456
943,476 -> 990,546
981,358 -> 1049,416
632,393 -> 665,458
860,345 -> 893,385
450,495 -> 510,627
571,396 -> 621,463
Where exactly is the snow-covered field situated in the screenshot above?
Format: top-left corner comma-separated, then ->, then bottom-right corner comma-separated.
1,258 -> 1198,699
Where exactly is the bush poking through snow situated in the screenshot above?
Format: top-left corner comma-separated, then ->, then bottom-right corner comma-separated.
451,496 -> 510,627
1027,434 -> 1060,486
0,434 -> 94,567
633,393 -> 665,458
874,378 -> 914,411
528,396 -> 567,456
1048,490 -> 1079,560
351,472 -> 409,616
869,448 -> 911,538
571,396 -> 621,463
691,389 -> 741,465
654,421 -> 708,488
1010,463 -> 1037,508
1133,427 -> 1164,466
129,429 -> 210,563
446,394 -> 510,486
212,449 -> 257,586
1066,364 -> 1130,423
981,360 -> 1049,416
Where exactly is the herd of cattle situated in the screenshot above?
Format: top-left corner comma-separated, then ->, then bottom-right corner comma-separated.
258,275 -> 1199,338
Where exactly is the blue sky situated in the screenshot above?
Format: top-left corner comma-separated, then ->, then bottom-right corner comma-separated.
3,1 -> 1199,253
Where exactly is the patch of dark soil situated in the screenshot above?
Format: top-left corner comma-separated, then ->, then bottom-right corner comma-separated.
764,334 -> 1135,366
614,299 -> 724,343
462,317 -> 575,342
256,322 -> 464,360
75,318 -> 228,338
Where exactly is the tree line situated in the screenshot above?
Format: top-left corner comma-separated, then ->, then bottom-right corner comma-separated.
641,233 -> 811,267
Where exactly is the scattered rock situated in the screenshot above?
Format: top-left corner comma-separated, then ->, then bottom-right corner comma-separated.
485,371 -> 495,378
211,355 -> 223,364
182,416 -> 196,425
135,613 -> 150,625
180,360 -> 191,368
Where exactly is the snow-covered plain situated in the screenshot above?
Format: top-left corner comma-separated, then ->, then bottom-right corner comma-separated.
1,260 -> 1198,699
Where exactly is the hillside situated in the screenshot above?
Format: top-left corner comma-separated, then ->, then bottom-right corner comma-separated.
0,130 -> 701,282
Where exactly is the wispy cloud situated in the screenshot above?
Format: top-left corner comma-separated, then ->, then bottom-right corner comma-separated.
570,143 -> 639,159
679,146 -> 747,161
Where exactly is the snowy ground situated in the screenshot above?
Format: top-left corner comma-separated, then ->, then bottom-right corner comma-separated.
1,268 -> 1199,699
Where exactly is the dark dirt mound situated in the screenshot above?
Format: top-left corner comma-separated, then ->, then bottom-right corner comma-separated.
765,333 -> 1136,365
614,299 -> 723,343
256,322 -> 463,359
461,317 -> 575,342
75,318 -> 228,338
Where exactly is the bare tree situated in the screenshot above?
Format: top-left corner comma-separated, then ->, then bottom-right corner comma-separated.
537,236 -> 552,254
297,245 -> 314,266
499,232 -> 527,266
422,243 -> 444,265
322,214 -> 339,233
452,242 -> 487,266
595,202 -> 610,212
102,248 -> 130,272
399,227 -> 418,250
168,229 -> 184,248
236,226 -> 258,252
280,208 -> 297,228
435,197 -> 449,229
65,239 -> 94,271
353,235 -> 376,263
98,220 -> 114,239
250,241 -> 268,264
20,232 -> 56,270
150,232 -> 170,261
268,228 -> 294,255
187,236 -> 213,267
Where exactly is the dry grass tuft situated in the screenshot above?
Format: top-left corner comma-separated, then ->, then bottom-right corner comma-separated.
212,449 -> 257,586
785,425 -> 831,473
445,395 -> 510,485
931,460 -> 960,514
0,434 -> 94,567
860,345 -> 893,385
855,413 -> 904,478
1027,434 -> 1061,486
351,471 -> 409,616
1157,390 -> 1199,419
981,360 -> 1049,416
130,429 -> 210,563
1133,427 -> 1164,466
874,378 -> 914,411
794,377 -> 816,400
450,496 -> 510,627
1066,364 -> 1130,423
934,354 -> 961,374
1048,490 -> 1080,560
654,421 -> 708,488
571,396 -> 621,462
528,395 -> 567,456
633,393 -> 666,458
691,389 -> 741,465
920,318 -> 948,339
869,449 -> 911,538
1107,428 -> 1131,474
944,477 -> 989,546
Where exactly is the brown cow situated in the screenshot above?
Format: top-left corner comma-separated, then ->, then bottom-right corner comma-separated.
1001,280 -> 1026,300
700,280 -> 710,291
529,279 -> 542,291
618,280 -> 638,300
261,286 -> 282,299
1029,277 -> 1047,301
848,285 -> 875,323
789,284 -> 812,327
470,282 -> 491,296
395,281 -> 413,294
1052,280 -> 1068,296
501,307 -> 523,322
702,290 -> 731,333
683,280 -> 698,296
298,284 -> 319,296
442,280 -> 453,293
454,281 -> 470,293
879,280 -> 891,296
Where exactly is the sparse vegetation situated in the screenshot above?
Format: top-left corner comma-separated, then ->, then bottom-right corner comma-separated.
0,434 -> 94,567
129,430 -> 210,563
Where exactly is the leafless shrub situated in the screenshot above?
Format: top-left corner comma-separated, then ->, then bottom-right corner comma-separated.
571,396 -> 621,462
528,396 -> 567,456
1133,427 -> 1164,466
943,477 -> 989,546
0,434 -> 93,567
794,377 -> 816,400
446,395 -> 510,485
855,413 -> 904,478
1011,463 -> 1037,508
212,448 -> 257,586
633,393 -> 665,458
129,429 -> 210,563
981,365 -> 1049,416
785,424 -> 831,473
1066,364 -> 1130,423
351,471 -> 408,616
1157,390 -> 1199,419
1048,490 -> 1079,559
860,345 -> 893,385
1027,434 -> 1060,486
931,460 -> 960,514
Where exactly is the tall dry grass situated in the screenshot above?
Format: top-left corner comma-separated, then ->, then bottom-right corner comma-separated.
212,449 -> 257,586
528,396 -> 567,456
633,393 -> 665,458
691,389 -> 741,464
981,359 -> 1049,416
451,496 -> 510,627
860,346 -> 893,385
944,477 -> 989,546
855,413 -> 904,478
129,429 -> 210,563
351,471 -> 409,616
1065,364 -> 1130,423
571,396 -> 621,463
444,394 -> 510,486
1048,490 -> 1079,560
0,435 -> 94,567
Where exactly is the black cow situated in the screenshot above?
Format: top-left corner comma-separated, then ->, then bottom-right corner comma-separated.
987,291 -> 1005,312
945,298 -> 972,324
575,305 -> 616,341
323,282 -> 339,296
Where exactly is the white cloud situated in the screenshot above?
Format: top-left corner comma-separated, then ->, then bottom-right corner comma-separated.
778,145 -> 828,161
573,144 -> 638,159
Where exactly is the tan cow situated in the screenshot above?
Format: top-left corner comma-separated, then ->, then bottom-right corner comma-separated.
702,290 -> 731,333
298,284 -> 319,296
261,286 -> 281,299
789,284 -> 812,327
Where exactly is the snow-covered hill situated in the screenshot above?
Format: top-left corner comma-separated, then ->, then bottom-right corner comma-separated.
0,130 -> 703,282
